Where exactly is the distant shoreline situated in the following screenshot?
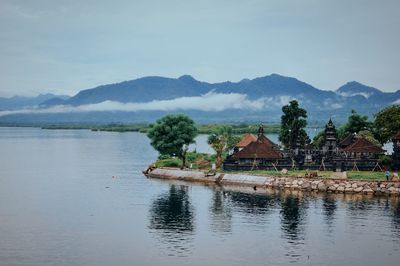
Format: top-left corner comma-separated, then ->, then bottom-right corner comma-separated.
0,123 -> 282,134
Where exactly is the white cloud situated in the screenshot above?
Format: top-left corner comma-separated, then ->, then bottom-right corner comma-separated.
0,91 -> 269,117
337,91 -> 373,99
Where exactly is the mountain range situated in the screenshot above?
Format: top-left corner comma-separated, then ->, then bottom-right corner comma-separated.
0,93 -> 70,110
0,74 -> 399,124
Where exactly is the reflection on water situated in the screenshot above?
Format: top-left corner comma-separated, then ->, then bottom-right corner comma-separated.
1,128 -> 400,266
230,191 -> 275,216
209,189 -> 232,234
322,195 -> 337,231
148,185 -> 195,256
280,194 -> 307,242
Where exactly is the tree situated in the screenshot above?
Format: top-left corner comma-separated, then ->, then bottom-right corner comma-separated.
340,110 -> 372,138
207,126 -> 240,169
147,114 -> 197,168
279,100 -> 308,149
312,130 -> 325,148
374,105 -> 400,144
357,130 -> 381,146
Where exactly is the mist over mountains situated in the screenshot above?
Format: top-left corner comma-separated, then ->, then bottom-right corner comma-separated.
0,94 -> 70,110
1,74 -> 399,124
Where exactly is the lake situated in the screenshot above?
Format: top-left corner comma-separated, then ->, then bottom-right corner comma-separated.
0,127 -> 399,266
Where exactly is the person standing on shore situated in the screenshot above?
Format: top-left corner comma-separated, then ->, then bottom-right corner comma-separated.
385,170 -> 390,181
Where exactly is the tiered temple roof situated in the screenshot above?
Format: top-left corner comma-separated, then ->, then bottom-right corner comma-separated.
339,133 -> 355,149
342,137 -> 384,153
232,127 -> 282,159
324,118 -> 337,141
232,138 -> 282,159
235,133 -> 257,148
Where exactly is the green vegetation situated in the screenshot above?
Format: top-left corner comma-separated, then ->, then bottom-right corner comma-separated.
155,152 -> 215,169
41,123 -> 150,132
223,169 -> 332,178
147,114 -> 198,168
313,109 -> 380,146
207,126 -> 241,169
29,122 -> 281,134
346,171 -> 388,180
374,105 -> 400,144
338,109 -> 372,139
223,169 -> 388,180
279,100 -> 308,148
198,123 -> 280,134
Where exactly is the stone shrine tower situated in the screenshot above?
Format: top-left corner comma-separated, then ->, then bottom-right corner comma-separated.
322,118 -> 338,157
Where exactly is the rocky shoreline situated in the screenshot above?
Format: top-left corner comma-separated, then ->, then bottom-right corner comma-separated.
144,168 -> 400,196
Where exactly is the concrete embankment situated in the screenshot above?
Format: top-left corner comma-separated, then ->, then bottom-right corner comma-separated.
144,168 -> 400,196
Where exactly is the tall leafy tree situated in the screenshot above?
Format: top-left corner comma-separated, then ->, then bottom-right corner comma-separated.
374,105 -> 400,143
147,114 -> 197,168
207,126 -> 240,169
340,110 -> 372,138
279,100 -> 308,149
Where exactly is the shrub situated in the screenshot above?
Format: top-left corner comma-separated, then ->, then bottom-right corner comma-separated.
156,158 -> 182,168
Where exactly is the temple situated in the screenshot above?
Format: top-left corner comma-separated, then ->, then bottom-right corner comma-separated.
224,119 -> 387,171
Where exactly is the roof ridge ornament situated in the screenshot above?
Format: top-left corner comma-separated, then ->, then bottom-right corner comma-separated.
257,123 -> 264,138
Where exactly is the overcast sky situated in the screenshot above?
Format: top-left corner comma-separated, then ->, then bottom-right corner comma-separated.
0,0 -> 399,97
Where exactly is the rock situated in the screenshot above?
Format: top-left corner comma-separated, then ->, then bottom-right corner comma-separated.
363,188 -> 374,194
281,168 -> 288,174
345,187 -> 354,192
353,186 -> 363,192
327,186 -> 336,191
317,183 -> 327,191
337,186 -> 345,192
351,183 -> 358,188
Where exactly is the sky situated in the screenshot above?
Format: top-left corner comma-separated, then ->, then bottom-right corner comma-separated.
0,0 -> 399,97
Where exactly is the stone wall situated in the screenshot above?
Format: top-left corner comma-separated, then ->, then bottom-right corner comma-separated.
144,168 -> 400,196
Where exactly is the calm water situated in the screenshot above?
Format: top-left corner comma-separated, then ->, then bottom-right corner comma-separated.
0,127 -> 399,266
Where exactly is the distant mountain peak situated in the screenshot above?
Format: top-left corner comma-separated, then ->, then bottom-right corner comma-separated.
336,81 -> 382,98
178,75 -> 197,82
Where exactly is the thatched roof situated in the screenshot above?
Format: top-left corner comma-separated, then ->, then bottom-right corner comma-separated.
257,134 -> 278,147
235,133 -> 257,148
232,137 -> 282,159
341,137 -> 384,153
339,134 -> 355,148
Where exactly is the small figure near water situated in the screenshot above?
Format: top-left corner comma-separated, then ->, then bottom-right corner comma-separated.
385,170 -> 390,181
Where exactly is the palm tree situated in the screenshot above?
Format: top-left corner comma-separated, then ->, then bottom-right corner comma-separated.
207,126 -> 239,169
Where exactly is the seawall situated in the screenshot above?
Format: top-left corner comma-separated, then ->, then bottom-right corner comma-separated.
144,168 -> 400,196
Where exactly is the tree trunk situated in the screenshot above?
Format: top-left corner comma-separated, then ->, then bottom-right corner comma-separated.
181,155 -> 186,169
216,151 -> 223,169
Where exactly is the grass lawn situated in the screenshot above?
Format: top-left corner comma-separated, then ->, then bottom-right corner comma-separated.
222,169 -> 389,181
155,152 -> 390,181
346,171 -> 387,180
